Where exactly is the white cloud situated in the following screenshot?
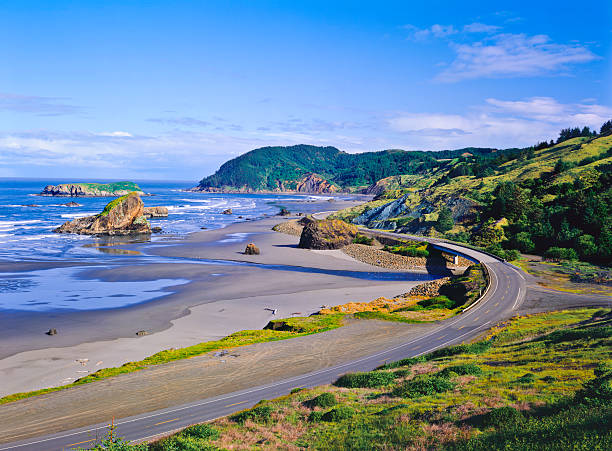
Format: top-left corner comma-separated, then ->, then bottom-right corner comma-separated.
0,93 -> 82,116
405,22 -> 499,40
96,131 -> 133,137
436,33 -> 598,82
388,97 -> 612,149
463,23 -> 501,33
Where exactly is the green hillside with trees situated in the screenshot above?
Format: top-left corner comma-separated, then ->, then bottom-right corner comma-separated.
196,144 -> 502,192
333,121 -> 612,268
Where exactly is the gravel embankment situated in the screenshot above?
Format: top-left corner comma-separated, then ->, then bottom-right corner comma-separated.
272,219 -> 303,236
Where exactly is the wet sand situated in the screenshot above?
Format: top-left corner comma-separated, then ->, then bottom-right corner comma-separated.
0,198 -> 451,396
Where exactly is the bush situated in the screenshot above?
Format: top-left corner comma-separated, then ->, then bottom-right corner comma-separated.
438,363 -> 482,378
308,410 -> 324,422
503,249 -> 521,261
379,356 -> 426,370
417,295 -> 456,310
305,392 -> 337,408
482,406 -> 525,429
428,341 -> 492,359
321,406 -> 355,422
516,373 -> 536,384
230,405 -> 272,424
353,234 -> 374,245
392,375 -> 456,398
335,371 -> 396,388
181,423 -> 219,440
575,363 -> 612,402
545,247 -> 578,261
384,244 -> 430,258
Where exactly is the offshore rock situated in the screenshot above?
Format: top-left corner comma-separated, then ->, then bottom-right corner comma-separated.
143,206 -> 169,218
298,219 -> 358,250
222,208 -> 233,215
54,192 -> 151,235
40,182 -> 145,197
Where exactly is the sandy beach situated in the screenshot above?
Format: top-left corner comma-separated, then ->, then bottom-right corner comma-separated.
0,198 -> 455,397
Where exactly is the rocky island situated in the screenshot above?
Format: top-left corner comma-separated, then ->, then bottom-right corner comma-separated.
40,181 -> 146,197
54,192 -> 151,235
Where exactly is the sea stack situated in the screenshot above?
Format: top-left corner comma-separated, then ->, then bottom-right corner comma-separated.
54,192 -> 151,235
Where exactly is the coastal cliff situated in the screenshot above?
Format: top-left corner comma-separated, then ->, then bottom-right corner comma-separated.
54,192 -> 151,235
40,181 -> 145,197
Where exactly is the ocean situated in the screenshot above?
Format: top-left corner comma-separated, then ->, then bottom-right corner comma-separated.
0,178 -> 343,312
0,178 -> 333,262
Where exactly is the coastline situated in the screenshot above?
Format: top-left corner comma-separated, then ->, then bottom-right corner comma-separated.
0,197 -> 451,396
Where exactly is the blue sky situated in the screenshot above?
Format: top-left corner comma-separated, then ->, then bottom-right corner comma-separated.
1,0 -> 610,180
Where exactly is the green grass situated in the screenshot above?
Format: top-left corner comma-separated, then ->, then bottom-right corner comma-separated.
0,314 -> 345,406
80,308 -> 612,449
353,311 -> 427,323
99,193 -> 133,216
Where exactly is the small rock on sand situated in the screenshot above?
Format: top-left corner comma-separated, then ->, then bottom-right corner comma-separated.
244,243 -> 260,255
46,328 -> 57,336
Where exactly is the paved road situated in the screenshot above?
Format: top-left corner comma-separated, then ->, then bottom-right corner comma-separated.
0,231 -> 526,450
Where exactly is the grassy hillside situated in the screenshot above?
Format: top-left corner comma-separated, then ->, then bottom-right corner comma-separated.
196,145 -> 501,192
91,308 -> 612,450
332,132 -> 612,266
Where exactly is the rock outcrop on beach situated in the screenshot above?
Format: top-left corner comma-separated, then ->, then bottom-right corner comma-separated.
40,181 -> 145,197
54,192 -> 151,235
143,206 -> 168,218
298,219 -> 357,250
244,243 -> 260,255
222,208 -> 233,215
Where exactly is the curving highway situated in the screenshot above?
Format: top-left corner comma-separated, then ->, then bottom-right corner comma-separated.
0,230 -> 526,450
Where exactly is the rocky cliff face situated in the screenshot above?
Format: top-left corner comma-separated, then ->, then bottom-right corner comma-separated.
40,182 -> 145,197
189,173 -> 338,194
54,192 -> 151,235
298,219 -> 357,250
294,173 -> 338,194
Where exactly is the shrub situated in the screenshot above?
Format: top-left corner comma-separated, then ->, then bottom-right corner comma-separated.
428,341 -> 492,359
230,405 -> 272,424
321,406 -> 355,422
379,356 -> 426,370
181,423 -> 219,440
392,375 -> 456,398
305,392 -> 337,408
417,295 -> 456,310
545,247 -> 578,261
482,406 -> 525,429
393,369 -> 412,378
575,364 -> 612,402
439,363 -> 482,378
353,234 -> 374,245
516,373 -> 536,384
308,410 -> 324,422
503,249 -> 521,261
384,244 -> 430,258
335,371 -> 396,388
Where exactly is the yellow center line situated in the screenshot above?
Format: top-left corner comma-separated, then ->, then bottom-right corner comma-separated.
458,325 -> 465,330
494,302 -> 499,306
473,316 -> 480,322
225,400 -> 248,408
485,309 -> 490,314
154,417 -> 179,426
65,439 -> 95,448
